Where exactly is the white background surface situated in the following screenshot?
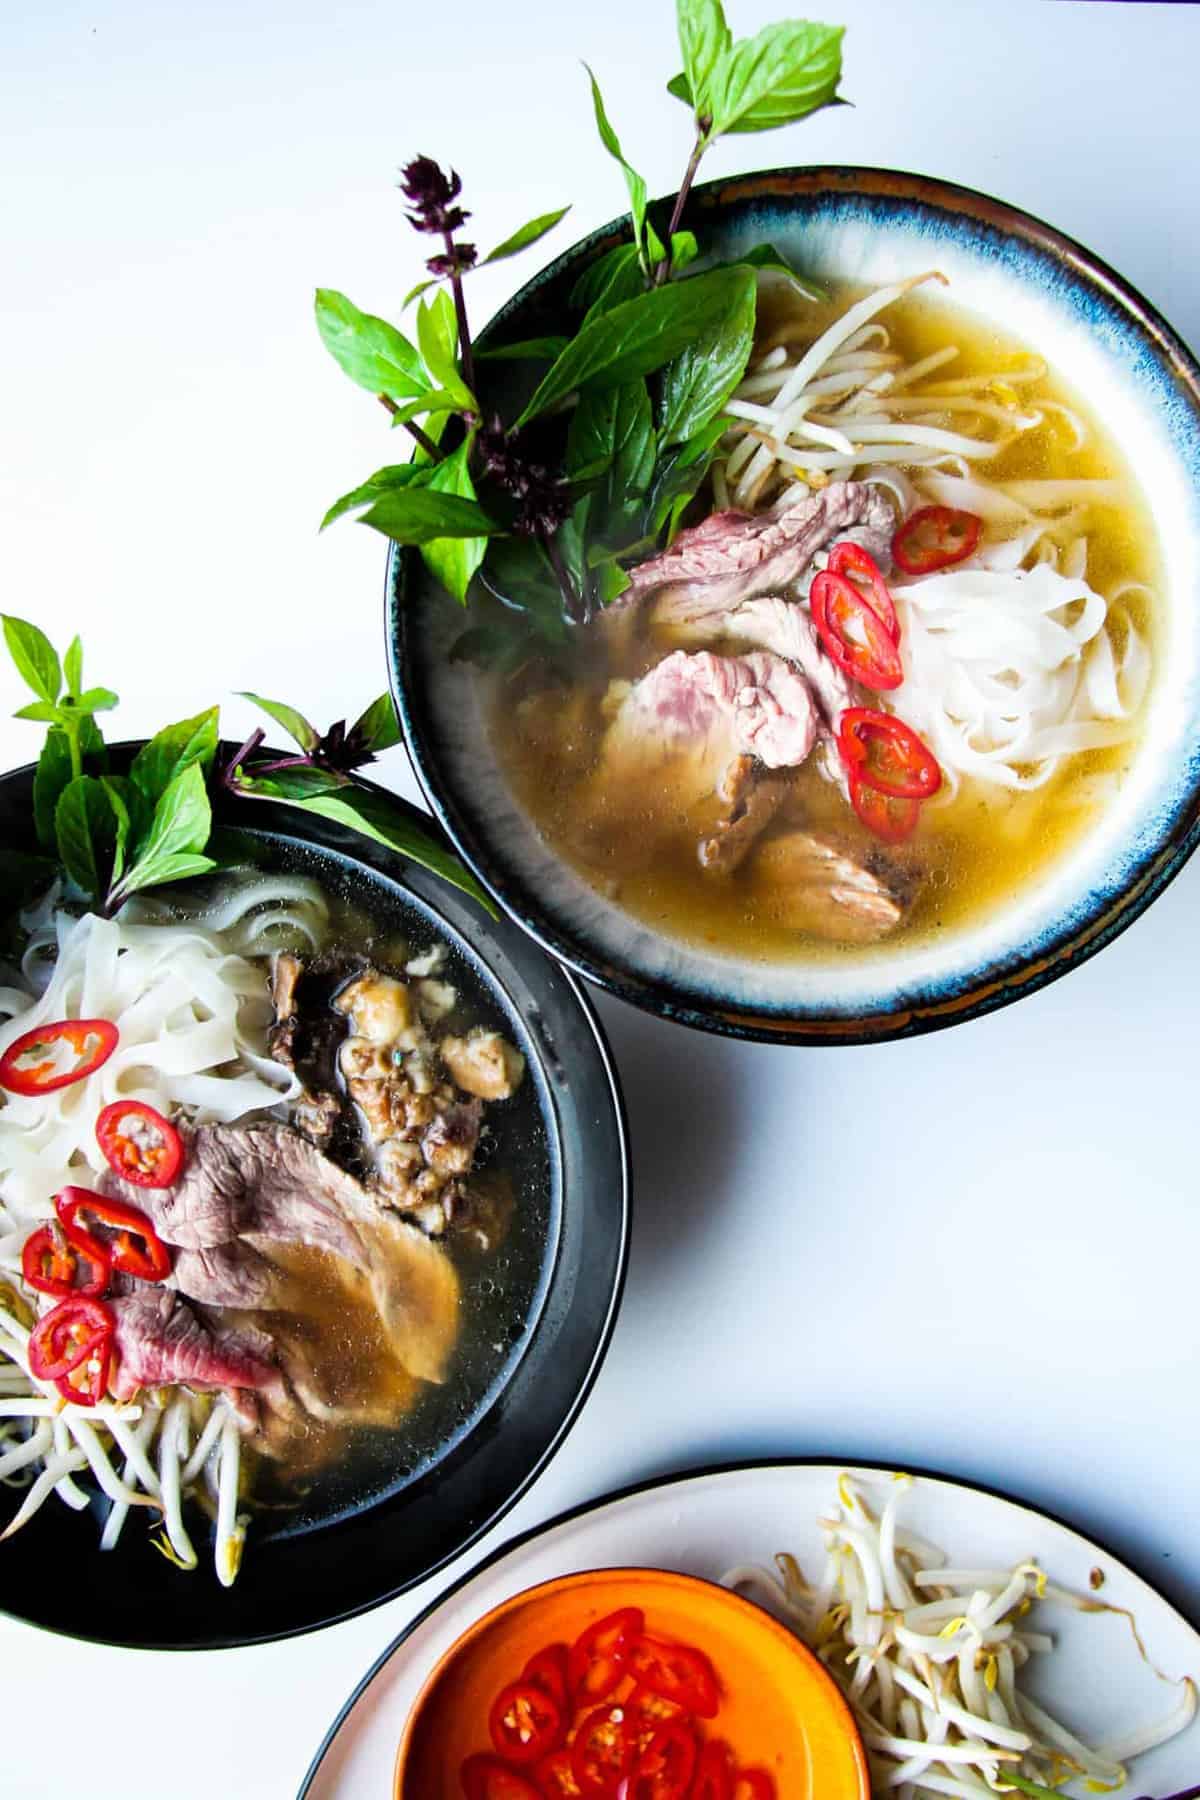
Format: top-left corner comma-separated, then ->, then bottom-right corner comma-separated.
2,2 -> 1199,1794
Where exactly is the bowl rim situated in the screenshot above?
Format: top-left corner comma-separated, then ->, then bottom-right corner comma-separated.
0,742 -> 633,1648
388,162 -> 1200,1045
391,1564 -> 871,1798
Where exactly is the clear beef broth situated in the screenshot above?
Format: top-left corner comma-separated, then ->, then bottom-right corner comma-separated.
236,845 -> 553,1536
488,286 -> 1162,964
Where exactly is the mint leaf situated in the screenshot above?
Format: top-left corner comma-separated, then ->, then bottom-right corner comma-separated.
518,266 -> 757,425
419,439 -> 489,603
658,263 -> 756,444
55,776 -> 119,900
707,21 -> 844,136
676,0 -> 732,119
3,616 -> 61,705
359,487 -> 497,546
584,66 -> 651,267
352,693 -> 402,754
33,729 -> 73,849
321,463 -> 435,531
314,289 -> 429,403
236,694 -> 318,753
482,207 -> 571,266
129,707 -> 220,804
416,289 -> 474,410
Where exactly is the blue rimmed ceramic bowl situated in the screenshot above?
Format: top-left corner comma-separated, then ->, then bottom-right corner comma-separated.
388,166 -> 1200,1045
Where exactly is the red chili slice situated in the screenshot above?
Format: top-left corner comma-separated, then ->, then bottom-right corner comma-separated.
523,1644 -> 571,1714
690,1741 -> 735,1800
626,1637 -> 719,1720
0,1018 -> 118,1096
568,1607 -> 644,1703
489,1680 -> 565,1766
839,708 -> 942,800
626,1721 -> 697,1800
626,1686 -> 688,1756
827,540 -> 899,642
532,1748 -> 580,1800
95,1100 -> 184,1189
571,1704 -> 634,1797
892,504 -> 981,575
55,1187 -> 172,1284
20,1220 -> 110,1299
733,1773 -> 776,1800
461,1754 -> 543,1800
28,1295 -> 114,1405
849,774 -> 921,844
811,571 -> 903,691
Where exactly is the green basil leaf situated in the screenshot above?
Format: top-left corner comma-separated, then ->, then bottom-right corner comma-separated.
235,694 -> 318,753
518,266 -> 757,426
416,290 -> 475,410
352,692 -> 402,753
72,687 -> 119,715
670,231 -> 700,274
584,65 -> 650,264
130,707 -> 220,803
388,388 -> 463,426
33,729 -> 73,849
666,71 -> 692,105
647,415 -> 728,538
100,775 -> 132,884
117,851 -> 218,898
3,616 -> 61,705
676,0 -> 732,119
235,765 -> 349,800
14,701 -> 60,723
740,241 -> 828,301
320,462 -> 434,531
129,762 -> 212,883
658,262 -> 756,444
476,337 -> 572,363
360,487 -> 497,546
707,20 -> 844,136
596,559 -> 633,606
482,206 -> 571,266
479,540 -> 570,642
55,775 -> 119,900
314,289 -> 429,403
265,785 -> 496,916
568,381 -> 655,549
419,439 -> 489,604
570,244 -> 643,316
402,277 -> 437,310
63,636 -> 84,698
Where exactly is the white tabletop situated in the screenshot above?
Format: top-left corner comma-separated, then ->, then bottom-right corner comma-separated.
3,1 -> 1200,1793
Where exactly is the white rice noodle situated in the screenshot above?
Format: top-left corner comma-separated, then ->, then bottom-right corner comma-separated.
890,562 -> 1148,796
0,883 -> 326,1222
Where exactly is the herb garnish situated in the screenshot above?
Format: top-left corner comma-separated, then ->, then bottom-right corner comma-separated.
316,0 -> 844,634
2,616 -> 493,917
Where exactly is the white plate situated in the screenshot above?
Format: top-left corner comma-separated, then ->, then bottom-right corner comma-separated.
300,1461 -> 1200,1798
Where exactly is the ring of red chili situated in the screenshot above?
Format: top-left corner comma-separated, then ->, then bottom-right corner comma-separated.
21,1220 -> 110,1299
628,1720 -> 698,1800
95,1099 -> 184,1189
826,541 -> 899,642
460,1753 -> 542,1800
892,504 -> 982,575
0,1018 -> 118,1096
811,570 -> 903,691
848,774 -> 921,845
28,1295 -> 114,1406
488,1680 -> 565,1766
839,708 -> 942,800
55,1186 -> 172,1284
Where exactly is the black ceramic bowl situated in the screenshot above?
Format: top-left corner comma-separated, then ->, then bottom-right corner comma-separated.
0,748 -> 629,1648
389,166 -> 1200,1045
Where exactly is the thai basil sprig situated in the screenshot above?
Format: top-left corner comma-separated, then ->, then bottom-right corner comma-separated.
314,0 -> 845,632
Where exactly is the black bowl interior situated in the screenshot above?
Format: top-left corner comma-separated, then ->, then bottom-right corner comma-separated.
0,751 -> 629,1648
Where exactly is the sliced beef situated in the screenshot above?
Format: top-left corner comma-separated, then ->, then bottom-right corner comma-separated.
604,649 -> 819,775
752,830 -> 907,944
109,1288 -> 284,1406
727,595 -> 862,733
615,482 -> 894,632
699,754 -> 792,875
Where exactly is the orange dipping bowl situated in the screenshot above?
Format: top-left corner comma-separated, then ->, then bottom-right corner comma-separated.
394,1567 -> 869,1799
